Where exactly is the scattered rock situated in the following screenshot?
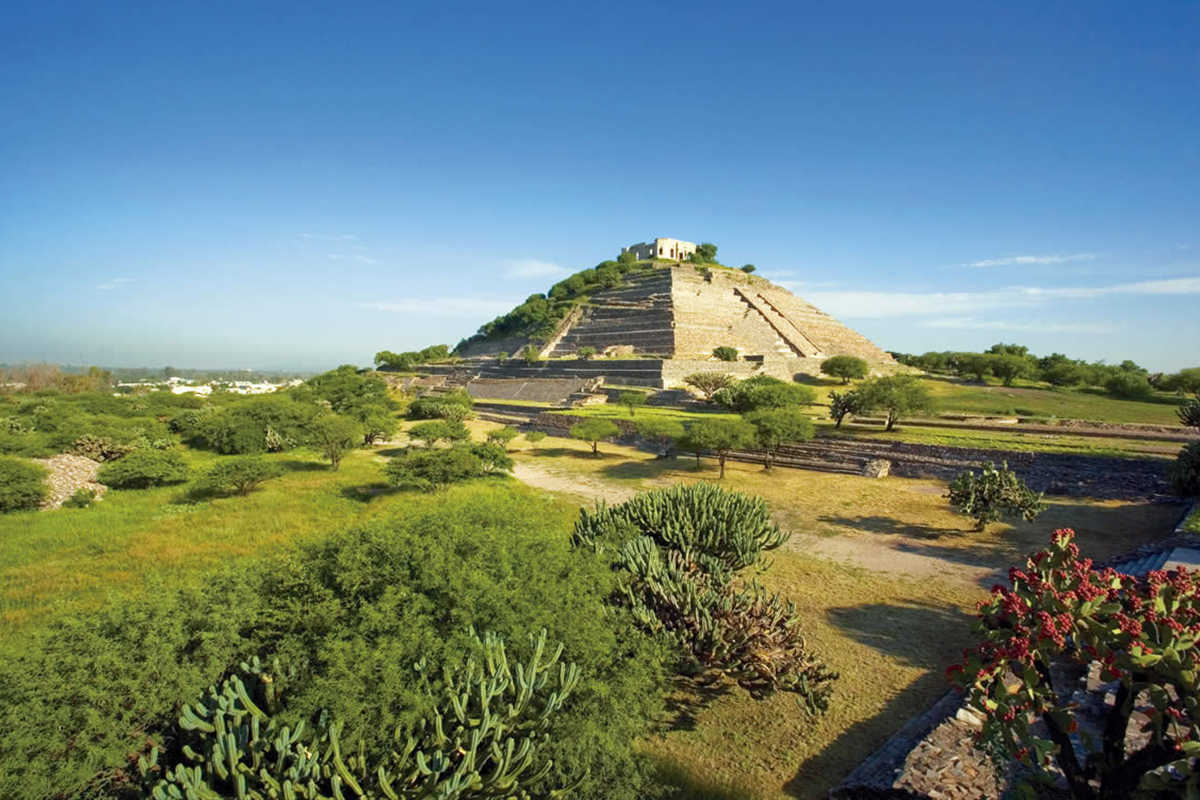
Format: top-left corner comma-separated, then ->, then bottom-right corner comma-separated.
31,454 -> 106,510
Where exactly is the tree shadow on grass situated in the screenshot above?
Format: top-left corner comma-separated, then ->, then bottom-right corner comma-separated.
600,457 -> 696,482
339,483 -> 403,503
660,673 -> 735,733
278,459 -> 330,472
783,600 -> 974,796
817,514 -> 955,541
374,447 -> 410,458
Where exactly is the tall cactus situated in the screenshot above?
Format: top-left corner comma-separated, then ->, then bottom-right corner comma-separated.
140,629 -> 582,800
574,484 -> 836,710
573,482 -> 788,570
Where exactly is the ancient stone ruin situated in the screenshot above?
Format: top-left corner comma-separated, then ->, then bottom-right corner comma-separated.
452,264 -> 894,393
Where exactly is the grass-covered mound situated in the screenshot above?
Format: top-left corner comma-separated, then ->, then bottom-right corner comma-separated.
0,482 -> 667,800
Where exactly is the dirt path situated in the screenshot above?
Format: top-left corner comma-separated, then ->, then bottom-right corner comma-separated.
512,461 -> 998,589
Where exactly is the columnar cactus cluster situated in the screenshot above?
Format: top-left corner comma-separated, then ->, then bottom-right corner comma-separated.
573,483 -> 836,711
140,630 -> 582,800
950,530 -> 1200,799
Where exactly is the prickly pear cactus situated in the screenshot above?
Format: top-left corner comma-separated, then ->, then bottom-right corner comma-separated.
140,630 -> 582,800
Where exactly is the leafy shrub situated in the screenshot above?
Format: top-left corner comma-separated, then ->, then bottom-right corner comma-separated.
196,396 -> 315,455
0,455 -> 47,512
521,344 -> 541,365
0,484 -> 666,800
1105,370 -> 1154,399
820,356 -> 868,384
70,434 -> 136,462
1169,443 -> 1200,496
569,419 -> 621,456
712,375 -> 815,413
683,372 -> 735,401
573,484 -> 836,709
63,488 -> 96,508
308,414 -> 361,470
408,419 -> 470,448
407,390 -> 474,421
384,444 -> 512,491
618,391 -> 648,416
1178,398 -> 1200,429
96,449 -> 189,489
746,408 -> 814,470
740,264 -> 755,273
198,456 -> 283,497
577,346 -> 596,360
678,417 -> 756,479
828,389 -> 862,428
854,375 -> 935,430
950,530 -> 1200,799
712,346 -> 739,362
525,430 -> 547,450
634,418 -> 684,458
486,425 -> 519,450
947,461 -> 1046,531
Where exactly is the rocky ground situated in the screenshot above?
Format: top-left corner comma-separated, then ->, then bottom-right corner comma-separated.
31,454 -> 106,509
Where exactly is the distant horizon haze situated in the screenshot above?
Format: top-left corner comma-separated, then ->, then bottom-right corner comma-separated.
2,1 -> 1197,372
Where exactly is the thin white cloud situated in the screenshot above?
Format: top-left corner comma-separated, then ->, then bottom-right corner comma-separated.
505,258 -> 570,279
775,279 -> 839,292
357,296 -> 521,319
328,254 -> 380,265
300,233 -> 357,242
806,275 -> 1200,318
113,277 -> 133,283
961,253 -> 1096,268
97,284 -> 115,290
916,317 -> 1116,335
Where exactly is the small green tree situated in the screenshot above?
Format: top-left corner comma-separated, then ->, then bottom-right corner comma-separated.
828,389 -> 862,428
384,445 -> 510,492
577,346 -> 597,361
957,353 -> 994,383
96,449 -> 190,489
1169,443 -> 1200,496
683,372 -> 736,401
692,242 -> 718,264
408,419 -> 470,448
713,375 -> 816,412
685,418 -> 756,479
855,375 -> 935,431
486,426 -> 519,451
617,250 -> 637,265
496,351 -> 508,364
820,356 -> 869,384
521,344 -> 541,365
569,419 -> 621,457
618,391 -> 648,417
1177,398 -> 1200,429
524,430 -> 547,451
990,354 -> 1030,387
307,415 -> 361,470
746,408 -> 814,471
1105,371 -> 1153,399
740,264 -> 755,273
712,346 -> 739,362
0,456 -> 47,512
356,405 -> 398,445
634,418 -> 684,458
199,456 -> 283,497
947,461 -> 1046,531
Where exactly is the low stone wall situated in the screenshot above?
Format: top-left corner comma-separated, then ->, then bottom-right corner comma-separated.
532,414 -> 1175,500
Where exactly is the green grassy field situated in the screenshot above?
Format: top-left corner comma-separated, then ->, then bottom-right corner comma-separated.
0,446 -> 406,638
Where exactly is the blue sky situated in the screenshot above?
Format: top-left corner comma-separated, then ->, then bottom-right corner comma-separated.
1,1 -> 1197,371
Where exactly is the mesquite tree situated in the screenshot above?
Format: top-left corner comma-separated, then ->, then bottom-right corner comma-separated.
573,483 -> 837,710
828,389 -> 861,428
746,408 -> 814,471
950,530 -> 1200,799
141,630 -> 582,800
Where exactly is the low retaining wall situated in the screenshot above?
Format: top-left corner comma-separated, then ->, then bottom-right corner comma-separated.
531,413 -> 1176,501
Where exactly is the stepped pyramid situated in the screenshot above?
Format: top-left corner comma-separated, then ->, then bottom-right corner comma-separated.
453,264 -> 893,389
543,265 -> 891,363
